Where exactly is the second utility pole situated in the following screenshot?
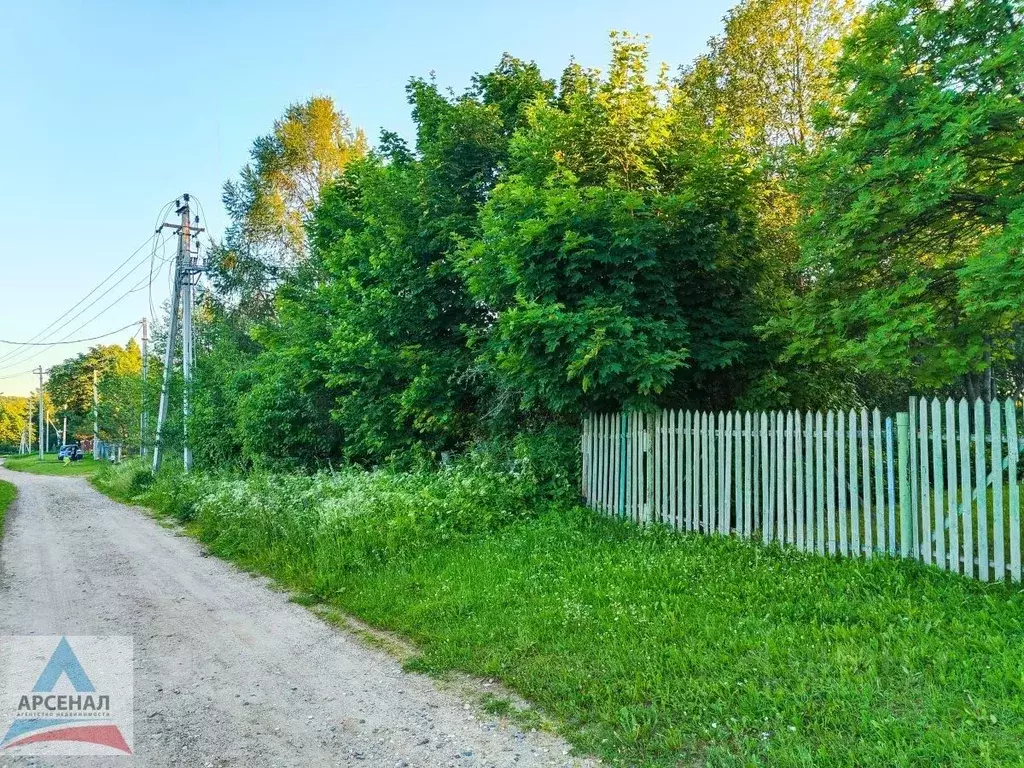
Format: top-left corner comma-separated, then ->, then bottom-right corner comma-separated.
140,316 -> 149,458
34,366 -> 45,459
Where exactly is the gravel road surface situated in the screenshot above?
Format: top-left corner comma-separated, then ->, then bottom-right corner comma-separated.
0,463 -> 595,768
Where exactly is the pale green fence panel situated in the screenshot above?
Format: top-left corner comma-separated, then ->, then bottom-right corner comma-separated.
582,398 -> 1023,583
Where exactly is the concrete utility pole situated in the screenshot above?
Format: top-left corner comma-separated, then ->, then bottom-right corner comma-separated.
93,369 -> 99,460
180,209 -> 194,473
153,194 -> 204,474
34,367 -> 45,459
23,399 -> 32,455
140,316 -> 149,458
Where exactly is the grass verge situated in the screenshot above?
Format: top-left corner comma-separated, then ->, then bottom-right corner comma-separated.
0,479 -> 14,532
3,455 -> 103,477
94,460 -> 1024,767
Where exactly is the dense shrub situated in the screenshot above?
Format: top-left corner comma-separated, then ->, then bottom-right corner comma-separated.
95,449 -> 574,597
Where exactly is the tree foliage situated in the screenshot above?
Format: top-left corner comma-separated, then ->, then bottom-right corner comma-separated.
778,0 -> 1024,400
68,0 -> 1024,470
0,396 -> 29,449
215,96 -> 368,315
462,35 -> 774,416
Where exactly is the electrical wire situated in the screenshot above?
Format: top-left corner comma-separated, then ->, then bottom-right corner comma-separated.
0,232 -> 176,373
0,322 -> 141,347
0,230 -> 160,367
0,369 -> 34,382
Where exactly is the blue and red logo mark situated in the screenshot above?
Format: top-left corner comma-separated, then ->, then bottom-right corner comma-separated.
1,637 -> 131,754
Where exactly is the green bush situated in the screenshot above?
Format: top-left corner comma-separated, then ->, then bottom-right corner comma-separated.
100,448 -> 576,599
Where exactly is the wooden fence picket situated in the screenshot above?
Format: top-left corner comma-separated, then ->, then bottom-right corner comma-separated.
795,411 -> 804,550
815,412 -> 825,555
975,399 -> 989,581
761,412 -> 770,544
958,399 -> 973,578
992,403 -> 1005,580
804,412 -> 814,553
908,400 -> 919,561
838,413 -> 848,556
743,412 -> 753,537
919,399 -> 932,565
1006,399 -> 1021,583
862,408 -> 873,559
945,398 -> 959,574
931,398 -> 946,570
886,417 -> 896,556
873,409 -> 885,558
723,412 -> 732,535
775,411 -> 785,543
849,410 -> 860,557
826,411 -> 836,555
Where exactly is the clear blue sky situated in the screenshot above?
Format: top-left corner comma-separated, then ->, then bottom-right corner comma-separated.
0,0 -> 733,397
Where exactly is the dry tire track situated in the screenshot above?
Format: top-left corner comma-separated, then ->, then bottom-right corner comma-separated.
0,462 -> 595,768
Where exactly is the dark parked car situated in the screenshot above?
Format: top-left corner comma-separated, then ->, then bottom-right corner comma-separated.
57,445 -> 83,462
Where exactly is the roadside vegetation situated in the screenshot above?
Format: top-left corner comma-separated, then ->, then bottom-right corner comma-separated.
2,454 -> 102,477
36,1 -> 1024,765
96,458 -> 1024,767
0,479 -> 14,531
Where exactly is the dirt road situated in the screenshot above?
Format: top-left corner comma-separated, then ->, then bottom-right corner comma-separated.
0,464 -> 593,767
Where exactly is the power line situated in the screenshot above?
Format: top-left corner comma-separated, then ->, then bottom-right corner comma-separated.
0,273 -> 157,375
0,369 -> 34,382
0,322 -> 141,347
0,230 -> 160,367
0,232 -> 175,373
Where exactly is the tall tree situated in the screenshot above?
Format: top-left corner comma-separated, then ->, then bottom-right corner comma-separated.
48,341 -> 142,443
301,57 -> 555,462
0,396 -> 29,449
779,0 -> 1024,399
683,0 -> 857,153
461,35 -> 774,417
215,96 -> 368,314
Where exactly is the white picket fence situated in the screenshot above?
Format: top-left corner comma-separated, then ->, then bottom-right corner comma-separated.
581,398 -> 1023,582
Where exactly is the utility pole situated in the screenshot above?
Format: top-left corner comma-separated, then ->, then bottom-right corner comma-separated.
181,216 -> 194,473
93,369 -> 99,460
153,194 -> 204,473
140,316 -> 149,458
34,367 -> 45,460
62,414 -> 67,446
23,399 -> 32,455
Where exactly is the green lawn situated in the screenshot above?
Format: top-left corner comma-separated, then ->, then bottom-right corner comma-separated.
94,462 -> 1024,766
331,511 -> 1024,767
0,479 -> 14,532
2,454 -> 104,477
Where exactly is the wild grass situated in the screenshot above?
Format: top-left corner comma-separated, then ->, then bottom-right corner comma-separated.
3,454 -> 103,477
94,458 -> 1024,767
0,479 -> 14,532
